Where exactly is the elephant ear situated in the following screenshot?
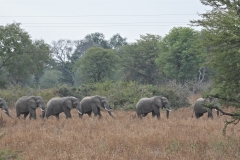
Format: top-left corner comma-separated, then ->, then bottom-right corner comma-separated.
153,96 -> 163,108
161,97 -> 168,104
64,98 -> 73,110
92,96 -> 102,108
27,97 -> 37,109
99,97 -> 107,103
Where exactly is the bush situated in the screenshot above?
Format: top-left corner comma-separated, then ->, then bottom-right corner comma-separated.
91,80 -> 190,110
159,81 -> 191,108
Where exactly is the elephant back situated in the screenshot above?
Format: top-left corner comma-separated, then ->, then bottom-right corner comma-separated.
194,98 -> 208,112
46,97 -> 62,108
15,96 -> 28,109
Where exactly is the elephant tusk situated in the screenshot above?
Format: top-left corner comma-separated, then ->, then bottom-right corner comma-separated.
166,108 -> 172,111
40,109 -> 45,112
78,110 -> 82,114
3,110 -> 7,113
8,109 -> 12,112
105,108 -> 112,112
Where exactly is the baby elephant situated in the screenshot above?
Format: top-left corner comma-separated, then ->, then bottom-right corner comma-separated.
192,97 -> 220,119
136,96 -> 171,120
45,96 -> 80,119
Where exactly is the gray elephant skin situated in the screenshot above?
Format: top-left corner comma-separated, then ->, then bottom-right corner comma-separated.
45,96 -> 80,119
136,96 -> 171,120
15,96 -> 46,119
192,97 -> 220,119
0,98 -> 12,118
77,96 -> 114,118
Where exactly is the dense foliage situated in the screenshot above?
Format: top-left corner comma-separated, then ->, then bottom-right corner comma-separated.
119,34 -> 163,84
156,27 -> 204,84
191,0 -> 240,134
0,23 -> 51,87
74,47 -> 119,83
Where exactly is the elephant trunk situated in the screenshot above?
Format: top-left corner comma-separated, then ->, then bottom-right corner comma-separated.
40,106 -> 45,118
105,108 -> 112,112
107,111 -> 115,119
40,110 -> 45,118
77,106 -> 83,118
4,109 -> 12,118
104,103 -> 112,112
164,105 -> 171,119
166,110 -> 169,119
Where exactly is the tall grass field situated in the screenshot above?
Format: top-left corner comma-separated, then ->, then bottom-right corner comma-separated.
0,105 -> 239,160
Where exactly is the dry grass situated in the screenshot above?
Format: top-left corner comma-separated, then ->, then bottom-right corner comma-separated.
0,107 -> 239,160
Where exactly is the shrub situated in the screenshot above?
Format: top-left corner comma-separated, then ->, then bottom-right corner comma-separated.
91,80 -> 190,110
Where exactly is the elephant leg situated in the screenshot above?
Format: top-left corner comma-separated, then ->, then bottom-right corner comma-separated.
152,111 -> 156,118
56,114 -> 60,119
92,107 -> 99,117
216,109 -> 220,117
16,109 -> 21,119
137,113 -> 142,119
63,107 -> 71,119
23,112 -> 29,119
153,108 -> 160,120
87,111 -> 92,117
142,113 -> 148,117
195,113 -> 203,119
98,109 -> 102,119
207,110 -> 213,119
30,110 -> 36,120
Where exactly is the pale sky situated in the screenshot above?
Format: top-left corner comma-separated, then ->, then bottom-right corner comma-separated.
1,0 -> 211,44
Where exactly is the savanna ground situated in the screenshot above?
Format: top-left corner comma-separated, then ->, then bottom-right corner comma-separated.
0,95 -> 239,160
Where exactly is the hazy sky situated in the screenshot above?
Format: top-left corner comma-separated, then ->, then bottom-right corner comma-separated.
1,0 -> 211,44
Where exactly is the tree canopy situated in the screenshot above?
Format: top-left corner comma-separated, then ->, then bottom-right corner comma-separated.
74,47 -> 119,83
0,23 -> 51,86
192,0 -> 240,135
120,34 -> 162,84
156,27 -> 204,84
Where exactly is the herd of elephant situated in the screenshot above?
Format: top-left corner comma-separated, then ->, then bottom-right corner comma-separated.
0,95 -> 221,120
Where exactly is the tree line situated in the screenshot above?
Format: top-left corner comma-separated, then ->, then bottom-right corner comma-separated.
0,23 -> 208,90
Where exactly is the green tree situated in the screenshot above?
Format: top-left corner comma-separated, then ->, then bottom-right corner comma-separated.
120,34 -> 163,84
156,27 -> 204,84
39,69 -> 63,89
85,32 -> 110,49
191,0 -> 240,135
74,47 -> 119,83
72,32 -> 110,61
0,23 -> 51,86
109,33 -> 128,49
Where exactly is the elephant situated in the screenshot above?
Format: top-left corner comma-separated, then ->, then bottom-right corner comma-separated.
77,96 -> 114,119
15,96 -> 46,119
0,98 -> 12,118
136,96 -> 171,120
192,97 -> 220,119
45,96 -> 80,119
